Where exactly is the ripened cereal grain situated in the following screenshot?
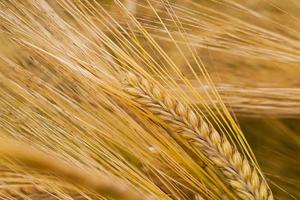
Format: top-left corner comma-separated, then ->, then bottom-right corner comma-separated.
125,72 -> 273,200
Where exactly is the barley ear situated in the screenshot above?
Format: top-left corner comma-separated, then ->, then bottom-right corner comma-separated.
125,72 -> 273,200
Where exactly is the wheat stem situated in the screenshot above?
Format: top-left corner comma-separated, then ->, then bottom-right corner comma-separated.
125,72 -> 273,200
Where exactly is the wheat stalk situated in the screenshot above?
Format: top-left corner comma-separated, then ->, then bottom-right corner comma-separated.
124,72 -> 273,200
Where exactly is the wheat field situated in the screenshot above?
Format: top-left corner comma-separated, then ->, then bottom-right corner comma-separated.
0,0 -> 299,200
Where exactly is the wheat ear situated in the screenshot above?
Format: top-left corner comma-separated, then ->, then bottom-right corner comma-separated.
0,185 -> 42,199
0,139 -> 152,200
0,184 -> 88,199
0,185 -> 61,199
125,72 -> 273,200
